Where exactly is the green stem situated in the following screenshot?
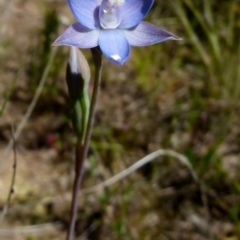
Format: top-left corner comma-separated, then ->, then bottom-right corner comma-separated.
66,47 -> 102,240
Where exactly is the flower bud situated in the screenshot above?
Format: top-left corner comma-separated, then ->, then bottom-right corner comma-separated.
66,47 -> 90,140
66,47 -> 90,99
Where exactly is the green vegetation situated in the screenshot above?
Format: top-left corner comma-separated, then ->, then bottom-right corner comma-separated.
0,1 -> 239,239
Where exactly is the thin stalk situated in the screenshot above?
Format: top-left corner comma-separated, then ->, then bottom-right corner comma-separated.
203,0 -> 214,28
0,127 -> 17,224
172,0 -> 210,68
226,1 -> 236,48
0,65 -> 21,117
66,47 -> 102,240
183,0 -> 222,67
0,48 -> 58,169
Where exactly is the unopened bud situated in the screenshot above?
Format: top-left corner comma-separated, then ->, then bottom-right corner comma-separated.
66,47 -> 90,99
66,47 -> 90,140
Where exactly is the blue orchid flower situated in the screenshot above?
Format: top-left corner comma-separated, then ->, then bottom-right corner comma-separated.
53,0 -> 180,65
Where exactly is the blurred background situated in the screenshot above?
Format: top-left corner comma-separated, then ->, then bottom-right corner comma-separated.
0,0 -> 240,239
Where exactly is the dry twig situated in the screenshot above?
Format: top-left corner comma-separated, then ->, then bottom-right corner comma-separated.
0,48 -> 58,169
0,126 -> 17,224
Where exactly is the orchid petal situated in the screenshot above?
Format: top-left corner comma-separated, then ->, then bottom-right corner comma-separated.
119,0 -> 154,28
67,0 -> 99,29
122,21 -> 181,46
99,29 -> 130,65
53,23 -> 100,48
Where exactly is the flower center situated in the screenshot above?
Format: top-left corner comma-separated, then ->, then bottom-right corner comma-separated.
99,0 -> 125,29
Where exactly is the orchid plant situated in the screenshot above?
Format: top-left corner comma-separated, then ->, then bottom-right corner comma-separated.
53,1 -> 180,239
